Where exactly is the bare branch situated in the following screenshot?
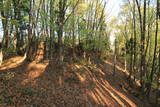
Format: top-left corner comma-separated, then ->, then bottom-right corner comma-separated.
64,0 -> 80,24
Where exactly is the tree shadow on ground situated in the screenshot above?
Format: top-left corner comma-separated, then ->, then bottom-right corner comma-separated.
0,56 -> 152,107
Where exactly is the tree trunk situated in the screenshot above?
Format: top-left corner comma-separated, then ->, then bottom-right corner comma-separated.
50,0 -> 55,59
146,0 -> 159,97
136,0 -> 147,88
58,25 -> 64,62
133,0 -> 137,81
26,0 -> 34,61
113,39 -> 117,76
72,7 -> 76,58
0,46 -> 2,66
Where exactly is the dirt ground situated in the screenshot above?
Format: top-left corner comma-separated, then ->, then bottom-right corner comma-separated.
0,56 -> 152,107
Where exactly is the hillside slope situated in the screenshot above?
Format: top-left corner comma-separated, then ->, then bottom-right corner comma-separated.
0,56 -> 151,107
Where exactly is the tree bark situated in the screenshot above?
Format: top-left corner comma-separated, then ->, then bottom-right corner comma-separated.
146,0 -> 159,97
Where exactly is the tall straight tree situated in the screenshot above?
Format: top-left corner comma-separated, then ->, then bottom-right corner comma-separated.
56,0 -> 80,62
146,0 -> 159,97
135,0 -> 147,88
49,0 -> 55,59
133,0 -> 137,81
26,0 -> 34,61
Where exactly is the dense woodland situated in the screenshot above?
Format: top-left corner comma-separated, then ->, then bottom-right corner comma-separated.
0,0 -> 160,106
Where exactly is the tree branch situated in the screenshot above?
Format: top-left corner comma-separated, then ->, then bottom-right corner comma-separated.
64,0 -> 80,24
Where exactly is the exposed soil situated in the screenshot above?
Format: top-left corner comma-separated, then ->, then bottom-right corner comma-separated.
0,56 -> 152,107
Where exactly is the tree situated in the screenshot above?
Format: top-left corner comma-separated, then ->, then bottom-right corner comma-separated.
146,0 -> 159,97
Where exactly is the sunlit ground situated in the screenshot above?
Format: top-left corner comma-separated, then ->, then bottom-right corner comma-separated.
0,56 -> 150,106
0,56 -> 26,70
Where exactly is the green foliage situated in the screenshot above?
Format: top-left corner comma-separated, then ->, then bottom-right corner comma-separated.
0,17 -> 5,20
0,2 -> 3,11
10,19 -> 20,27
22,0 -> 30,10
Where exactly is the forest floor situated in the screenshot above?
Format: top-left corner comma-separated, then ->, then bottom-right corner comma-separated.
0,55 -> 153,107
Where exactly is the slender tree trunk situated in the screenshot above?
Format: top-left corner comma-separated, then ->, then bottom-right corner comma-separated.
113,39 -> 117,76
0,46 -> 2,65
13,0 -> 21,54
0,0 -> 5,65
129,37 -> 133,80
125,47 -> 127,71
156,49 -> 160,105
72,7 -> 76,58
146,0 -> 159,97
58,25 -> 64,62
77,17 -> 81,44
26,0 -> 33,61
136,0 -> 147,88
57,0 -> 66,62
133,0 -> 137,81
50,0 -> 55,59
145,0 -> 151,80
